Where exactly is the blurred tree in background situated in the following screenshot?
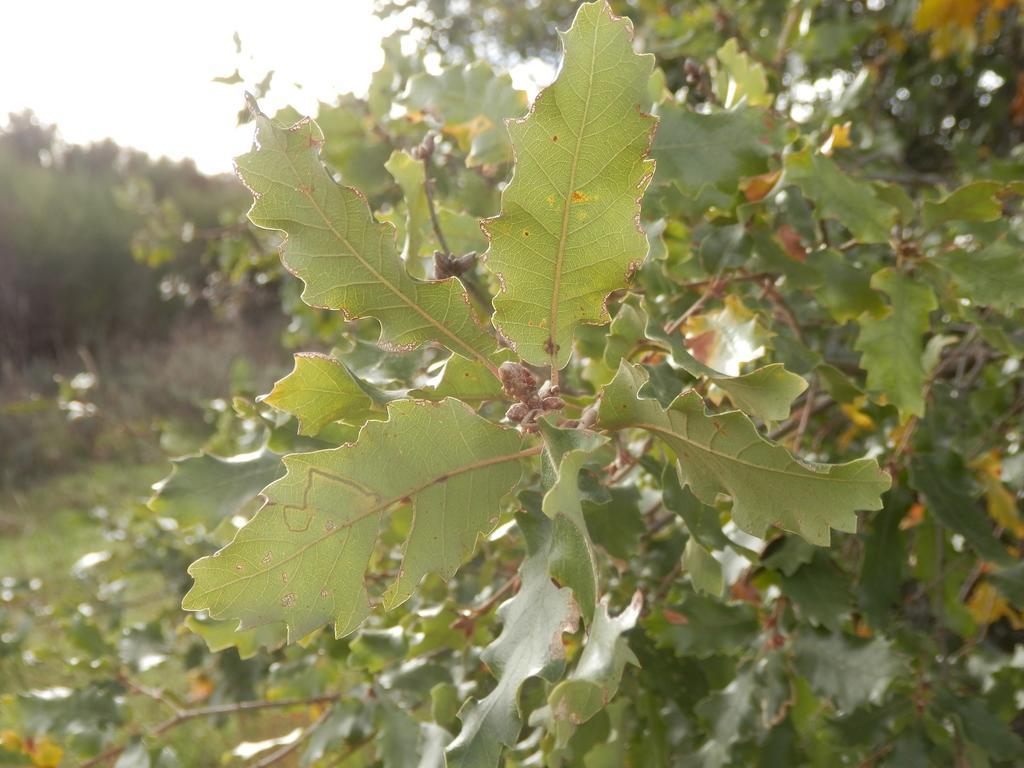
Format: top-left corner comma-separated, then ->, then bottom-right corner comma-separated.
0,110 -> 261,364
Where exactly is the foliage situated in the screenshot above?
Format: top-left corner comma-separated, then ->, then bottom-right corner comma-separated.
0,112 -> 256,363
4,1 -> 1024,767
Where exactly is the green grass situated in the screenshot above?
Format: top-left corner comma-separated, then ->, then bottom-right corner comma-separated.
0,461 -> 168,583
0,459 -> 310,765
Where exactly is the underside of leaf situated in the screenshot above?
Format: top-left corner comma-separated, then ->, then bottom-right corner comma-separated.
598,362 -> 890,545
182,398 -> 528,641
446,512 -> 580,768
483,0 -> 657,370
236,108 -> 498,371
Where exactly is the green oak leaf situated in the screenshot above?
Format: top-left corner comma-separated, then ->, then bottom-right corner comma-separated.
990,562 -> 1024,607
599,362 -> 889,545
683,538 -> 724,597
546,592 -> 642,746
184,614 -> 286,660
402,62 -> 527,167
779,553 -> 851,630
316,95 -> 395,199
689,665 -> 758,768
644,313 -> 808,422
411,350 -> 516,404
662,465 -> 732,552
909,451 -> 1013,566
582,487 -> 645,561
182,399 -> 526,641
652,102 -> 781,199
935,240 -> 1024,315
261,353 -> 393,436
793,631 -> 903,712
446,512 -> 580,768
761,535 -> 817,577
714,39 -> 772,109
783,147 -> 896,244
644,592 -> 758,658
236,106 -> 498,371
384,149 -> 431,278
483,1 -> 656,369
377,702 -> 450,768
539,419 -> 610,624
603,301 -> 648,371
148,448 -> 284,528
854,268 -> 937,418
922,181 -> 1006,228
940,693 -> 1024,762
813,248 -> 886,324
858,506 -> 905,627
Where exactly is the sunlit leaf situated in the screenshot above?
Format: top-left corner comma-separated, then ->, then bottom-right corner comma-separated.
261,353 -> 392,436
403,62 -> 527,167
854,268 -> 936,418
183,399 -> 526,640
236,107 -> 499,370
483,1 -> 656,369
783,147 -> 896,244
600,362 -> 889,545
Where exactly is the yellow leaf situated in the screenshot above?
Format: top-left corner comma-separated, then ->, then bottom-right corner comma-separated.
28,738 -> 63,768
900,502 -> 926,530
967,582 -> 1024,630
838,399 -> 875,451
820,122 -> 852,156
840,401 -> 875,431
188,671 -> 215,703
971,452 -> 1024,537
740,169 -> 781,202
913,0 -> 984,32
912,0 -> 1013,58
1,730 -> 22,752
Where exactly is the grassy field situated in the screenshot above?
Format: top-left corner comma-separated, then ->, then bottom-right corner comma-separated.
0,321 -> 318,765
0,461 -> 167,584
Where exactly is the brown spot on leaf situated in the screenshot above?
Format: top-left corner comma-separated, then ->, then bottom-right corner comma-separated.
777,224 -> 807,261
685,329 -> 717,365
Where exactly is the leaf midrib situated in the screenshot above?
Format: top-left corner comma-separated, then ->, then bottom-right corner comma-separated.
271,137 -> 498,376
190,445 -> 542,597
628,419 -> 879,486
549,14 -> 601,371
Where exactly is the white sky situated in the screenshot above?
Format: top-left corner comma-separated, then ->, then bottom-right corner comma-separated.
0,0 -> 386,173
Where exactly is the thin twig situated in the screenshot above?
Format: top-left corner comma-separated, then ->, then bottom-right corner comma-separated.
451,574 -> 521,632
76,694 -> 343,768
116,672 -> 183,716
760,277 -> 805,343
423,177 -> 452,257
249,703 -> 336,767
773,2 -> 800,68
791,381 -> 818,451
768,395 -> 833,440
325,729 -> 379,767
607,436 -> 654,484
418,141 -> 493,313
664,269 -> 729,336
675,271 -> 772,292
